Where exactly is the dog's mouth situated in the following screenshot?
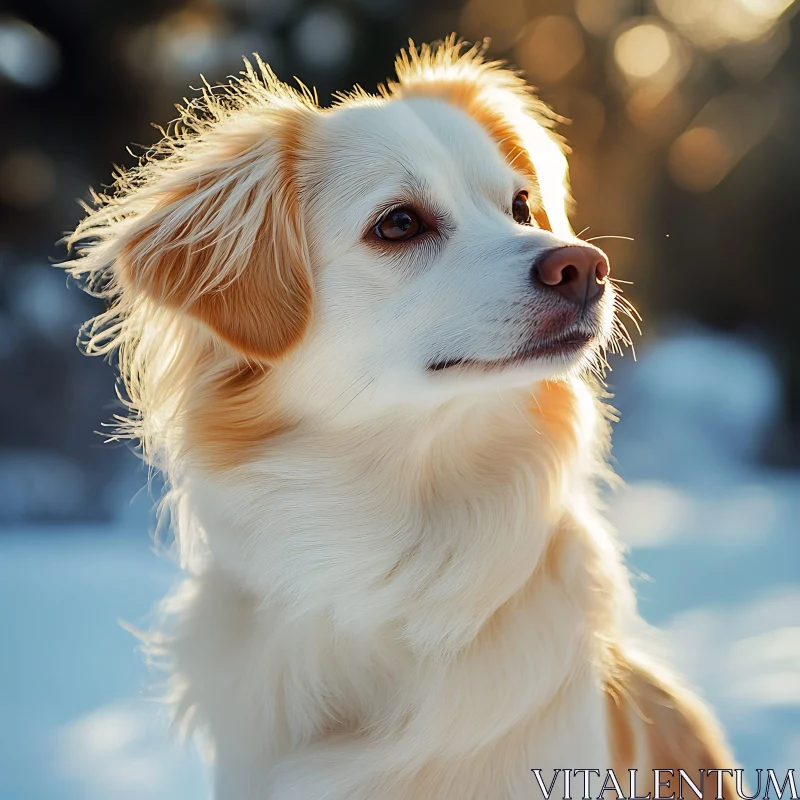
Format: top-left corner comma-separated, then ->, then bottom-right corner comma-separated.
427,331 -> 595,373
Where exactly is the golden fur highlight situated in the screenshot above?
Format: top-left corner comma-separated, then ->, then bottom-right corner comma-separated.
64,57 -> 316,469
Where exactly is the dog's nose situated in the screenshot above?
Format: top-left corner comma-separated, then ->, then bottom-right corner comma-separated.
532,245 -> 610,308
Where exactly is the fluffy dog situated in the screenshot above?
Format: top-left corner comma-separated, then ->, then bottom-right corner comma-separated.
67,40 -> 736,800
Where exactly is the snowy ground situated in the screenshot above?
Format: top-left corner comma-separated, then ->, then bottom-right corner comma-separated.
1,329 -> 797,798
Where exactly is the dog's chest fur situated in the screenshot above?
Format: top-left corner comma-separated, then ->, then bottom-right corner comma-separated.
163,380 -> 619,799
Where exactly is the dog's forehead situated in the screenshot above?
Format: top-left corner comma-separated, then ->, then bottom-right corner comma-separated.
305,96 -> 519,205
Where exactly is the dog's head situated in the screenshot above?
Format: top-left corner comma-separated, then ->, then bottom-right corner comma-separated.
291,50 -> 615,414
69,42 -> 621,466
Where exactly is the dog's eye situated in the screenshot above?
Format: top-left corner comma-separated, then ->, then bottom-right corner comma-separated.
375,208 -> 424,241
512,191 -> 532,226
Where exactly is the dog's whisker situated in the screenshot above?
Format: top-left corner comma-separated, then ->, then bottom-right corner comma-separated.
615,301 -> 643,335
614,292 -> 642,318
620,303 -> 643,327
614,318 -> 638,360
585,235 -> 635,243
612,317 -> 634,348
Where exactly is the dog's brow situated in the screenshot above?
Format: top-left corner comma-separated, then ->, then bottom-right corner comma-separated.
373,171 -> 448,222
398,170 -> 434,204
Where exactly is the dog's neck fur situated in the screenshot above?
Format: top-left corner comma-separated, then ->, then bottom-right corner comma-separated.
162,377 -> 627,798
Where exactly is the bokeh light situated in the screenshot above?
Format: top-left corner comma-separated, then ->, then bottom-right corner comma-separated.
575,0 -> 633,36
626,85 -> 690,139
613,18 -> 688,88
515,16 -> 585,85
125,8 -> 276,85
668,126 -> 734,191
656,0 -> 797,50
0,16 -> 59,89
668,90 -> 780,190
292,7 -> 354,69
460,0 -> 527,51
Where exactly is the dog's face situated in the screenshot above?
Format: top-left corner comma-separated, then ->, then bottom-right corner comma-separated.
283,95 -> 614,414
88,49 -> 619,464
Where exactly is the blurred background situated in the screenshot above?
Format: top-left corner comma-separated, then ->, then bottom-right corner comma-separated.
1,0 -> 799,797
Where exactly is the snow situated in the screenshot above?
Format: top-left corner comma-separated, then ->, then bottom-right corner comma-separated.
1,328 -> 797,796
0,531 -> 207,799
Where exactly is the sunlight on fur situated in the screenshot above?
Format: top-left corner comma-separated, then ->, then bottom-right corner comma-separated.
65,37 -> 736,800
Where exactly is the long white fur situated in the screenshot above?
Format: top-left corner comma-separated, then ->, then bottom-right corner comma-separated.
65,43 -> 732,800
163,380 -> 626,799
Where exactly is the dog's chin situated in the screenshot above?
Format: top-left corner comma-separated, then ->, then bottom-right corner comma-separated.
426,331 -> 597,377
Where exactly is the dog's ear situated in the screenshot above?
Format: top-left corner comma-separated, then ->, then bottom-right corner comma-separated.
391,40 -> 573,237
117,104 -> 314,361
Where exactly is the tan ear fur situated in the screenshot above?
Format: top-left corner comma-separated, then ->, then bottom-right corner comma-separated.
606,647 -> 738,798
64,60 -> 320,470
120,105 -> 313,361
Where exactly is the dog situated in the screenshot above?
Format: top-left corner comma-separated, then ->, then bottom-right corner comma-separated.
66,39 -> 737,800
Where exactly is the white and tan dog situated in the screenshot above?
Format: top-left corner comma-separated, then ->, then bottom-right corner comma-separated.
67,40 -> 736,800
